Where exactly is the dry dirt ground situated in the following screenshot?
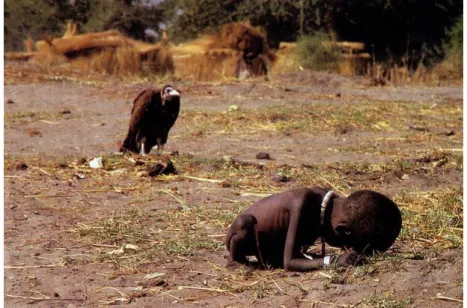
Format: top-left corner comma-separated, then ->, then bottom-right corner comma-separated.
4,61 -> 463,307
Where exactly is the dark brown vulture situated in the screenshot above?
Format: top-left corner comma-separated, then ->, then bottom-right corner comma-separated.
120,85 -> 180,155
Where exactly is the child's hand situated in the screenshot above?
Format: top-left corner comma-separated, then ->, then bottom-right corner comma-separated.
336,251 -> 365,267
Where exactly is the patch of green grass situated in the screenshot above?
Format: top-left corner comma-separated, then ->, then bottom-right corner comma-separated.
297,32 -> 343,72
396,188 -> 463,248
74,207 -> 150,245
160,235 -> 223,256
325,269 -> 348,285
251,282 -> 270,300
69,206 -> 236,266
4,111 -> 54,123
362,291 -> 414,308
352,263 -> 379,278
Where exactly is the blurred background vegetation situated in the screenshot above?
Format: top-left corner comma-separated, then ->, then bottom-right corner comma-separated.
4,0 -> 463,75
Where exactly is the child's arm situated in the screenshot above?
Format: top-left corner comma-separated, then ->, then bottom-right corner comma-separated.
283,204 -> 363,271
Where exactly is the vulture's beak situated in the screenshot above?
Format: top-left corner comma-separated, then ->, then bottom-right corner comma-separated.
167,89 -> 180,98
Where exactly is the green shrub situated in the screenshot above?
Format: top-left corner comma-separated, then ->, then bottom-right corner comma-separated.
443,16 -> 463,69
297,32 -> 343,72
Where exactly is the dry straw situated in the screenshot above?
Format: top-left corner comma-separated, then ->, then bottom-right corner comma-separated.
30,30 -> 173,76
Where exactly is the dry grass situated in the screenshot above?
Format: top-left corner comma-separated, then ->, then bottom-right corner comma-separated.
6,148 -> 461,303
177,100 -> 461,137
29,30 -> 174,76
366,61 -> 459,86
70,46 -> 141,75
396,188 -> 463,248
6,144 -> 461,253
4,78 -> 462,304
4,126 -> 462,304
172,23 -> 275,81
4,111 -> 58,124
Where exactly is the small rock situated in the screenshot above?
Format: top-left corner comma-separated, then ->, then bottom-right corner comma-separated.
256,152 -> 271,160
148,164 -> 164,176
444,130 -> 455,136
56,162 -> 68,169
15,162 -> 28,170
335,126 -> 350,135
26,128 -> 42,137
272,174 -> 290,183
223,155 -> 233,163
148,159 -> 176,177
77,157 -> 87,165
138,278 -> 167,288
221,181 -> 232,188
401,174 -> 410,180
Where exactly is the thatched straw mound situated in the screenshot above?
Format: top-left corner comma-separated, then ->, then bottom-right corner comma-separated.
173,23 -> 276,81
211,23 -> 265,60
269,42 -> 300,74
30,30 -> 173,76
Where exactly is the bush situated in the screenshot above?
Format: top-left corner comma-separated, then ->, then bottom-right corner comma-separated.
297,32 -> 342,72
444,16 -> 463,68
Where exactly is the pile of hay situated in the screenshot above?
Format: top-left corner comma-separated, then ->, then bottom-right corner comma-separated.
172,23 -> 276,81
22,29 -> 174,76
269,42 -> 301,74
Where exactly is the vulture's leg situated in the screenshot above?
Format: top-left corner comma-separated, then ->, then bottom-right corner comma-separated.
155,144 -> 164,155
156,138 -> 164,155
139,143 -> 146,156
136,133 -> 148,156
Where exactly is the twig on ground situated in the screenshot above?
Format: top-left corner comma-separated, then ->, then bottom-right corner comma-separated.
300,298 -> 350,307
433,294 -> 463,303
182,175 -> 223,183
95,287 -> 126,297
270,279 -> 293,296
5,264 -> 61,269
159,189 -> 188,209
178,286 -> 237,297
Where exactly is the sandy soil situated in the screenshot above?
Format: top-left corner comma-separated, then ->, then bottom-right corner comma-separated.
4,61 -> 463,307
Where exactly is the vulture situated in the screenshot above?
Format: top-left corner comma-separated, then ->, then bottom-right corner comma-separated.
120,85 -> 180,155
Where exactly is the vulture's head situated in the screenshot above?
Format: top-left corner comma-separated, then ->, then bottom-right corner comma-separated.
161,85 -> 180,105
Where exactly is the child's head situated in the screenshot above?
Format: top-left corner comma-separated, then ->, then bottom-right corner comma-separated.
332,190 -> 402,255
